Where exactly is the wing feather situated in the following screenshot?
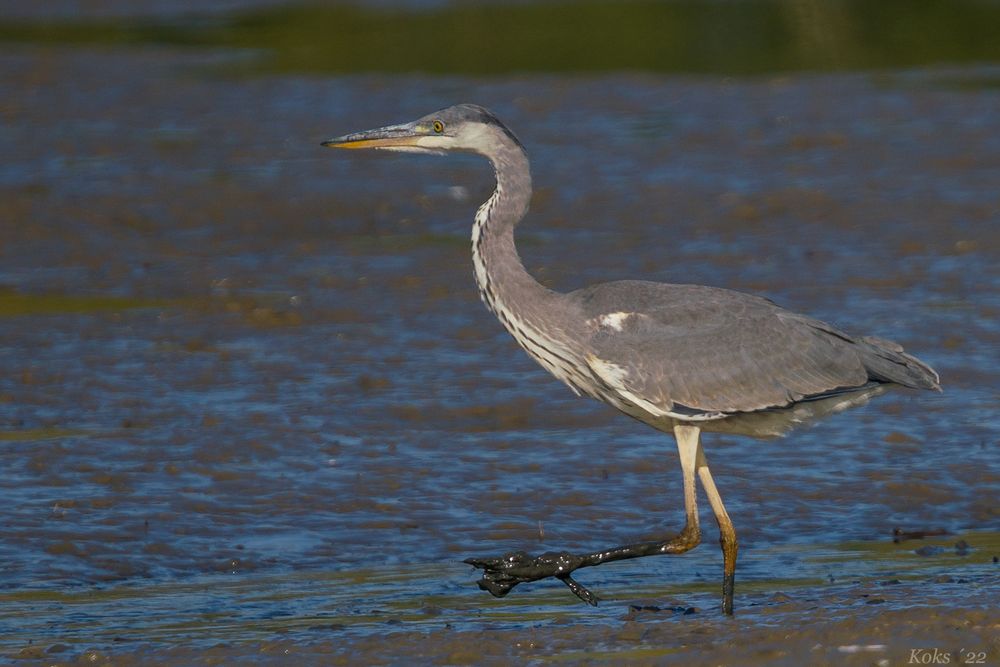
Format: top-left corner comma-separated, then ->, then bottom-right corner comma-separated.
575,281 -> 869,414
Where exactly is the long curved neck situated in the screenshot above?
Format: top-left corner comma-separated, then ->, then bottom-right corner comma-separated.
470,140 -> 593,397
471,141 -> 556,320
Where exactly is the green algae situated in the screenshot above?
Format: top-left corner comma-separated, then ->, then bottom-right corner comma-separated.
0,288 -> 166,318
1,1 -> 999,77
0,428 -> 88,441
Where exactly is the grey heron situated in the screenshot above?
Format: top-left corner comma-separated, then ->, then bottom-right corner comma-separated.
322,104 -> 940,615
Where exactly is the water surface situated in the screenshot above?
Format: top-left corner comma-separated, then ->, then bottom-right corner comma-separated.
0,8 -> 998,665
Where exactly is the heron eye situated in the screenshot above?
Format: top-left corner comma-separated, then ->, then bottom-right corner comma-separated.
433,120 -> 444,133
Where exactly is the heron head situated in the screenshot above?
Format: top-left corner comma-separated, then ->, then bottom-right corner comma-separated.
322,104 -> 523,157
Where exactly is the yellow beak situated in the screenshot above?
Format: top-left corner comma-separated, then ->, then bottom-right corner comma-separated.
321,122 -> 423,150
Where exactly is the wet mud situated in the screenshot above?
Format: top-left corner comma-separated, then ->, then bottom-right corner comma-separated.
1,15 -> 999,667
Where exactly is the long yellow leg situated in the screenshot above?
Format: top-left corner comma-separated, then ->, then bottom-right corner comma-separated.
673,424 -> 701,544
695,439 -> 737,615
466,425 -> 728,610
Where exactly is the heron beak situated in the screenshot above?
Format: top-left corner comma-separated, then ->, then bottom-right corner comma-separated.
321,122 -> 424,151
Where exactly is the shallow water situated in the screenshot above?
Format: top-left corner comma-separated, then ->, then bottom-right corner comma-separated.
0,12 -> 998,665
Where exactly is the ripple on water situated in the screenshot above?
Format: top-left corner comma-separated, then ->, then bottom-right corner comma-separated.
0,46 -> 998,662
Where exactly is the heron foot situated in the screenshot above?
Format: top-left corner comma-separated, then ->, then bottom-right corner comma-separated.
464,528 -> 699,606
464,550 -> 599,605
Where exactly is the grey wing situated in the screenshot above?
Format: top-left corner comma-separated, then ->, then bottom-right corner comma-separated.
573,282 -> 873,417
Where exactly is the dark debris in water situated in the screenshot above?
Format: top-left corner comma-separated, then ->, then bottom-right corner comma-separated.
624,604 -> 698,620
892,526 -> 949,542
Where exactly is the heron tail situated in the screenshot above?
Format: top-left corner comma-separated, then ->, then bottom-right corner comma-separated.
858,335 -> 941,391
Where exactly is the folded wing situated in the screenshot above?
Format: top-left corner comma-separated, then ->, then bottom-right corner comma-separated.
573,281 -> 935,418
